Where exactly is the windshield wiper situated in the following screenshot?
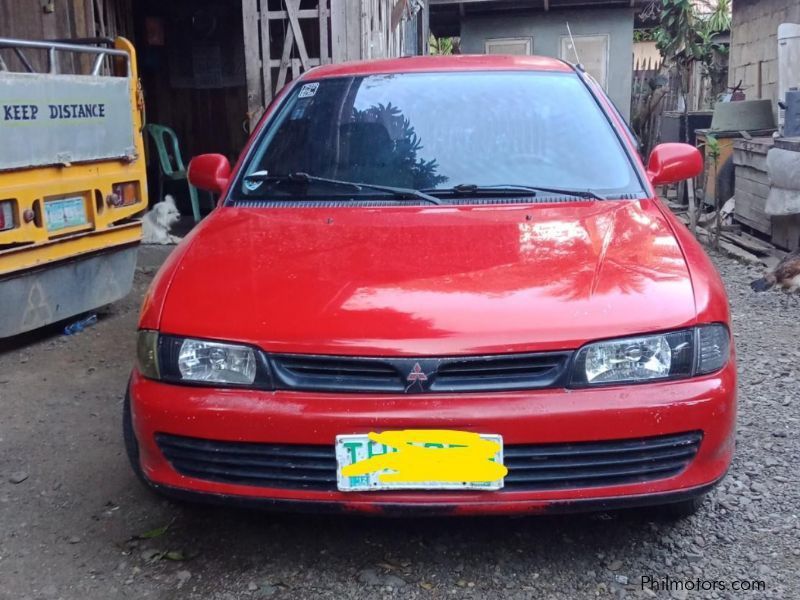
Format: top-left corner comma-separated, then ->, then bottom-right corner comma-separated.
243,171 -> 442,205
424,183 -> 606,201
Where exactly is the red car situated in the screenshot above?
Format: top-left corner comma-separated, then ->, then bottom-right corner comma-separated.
126,55 -> 735,517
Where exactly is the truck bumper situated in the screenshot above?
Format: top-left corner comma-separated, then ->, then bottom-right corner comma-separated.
0,244 -> 137,338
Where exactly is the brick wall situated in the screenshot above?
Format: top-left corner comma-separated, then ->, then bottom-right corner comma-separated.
728,0 -> 800,107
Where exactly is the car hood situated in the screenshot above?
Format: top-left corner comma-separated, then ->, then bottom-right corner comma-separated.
159,200 -> 696,355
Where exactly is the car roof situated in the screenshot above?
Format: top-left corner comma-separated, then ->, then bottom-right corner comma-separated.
304,54 -> 575,80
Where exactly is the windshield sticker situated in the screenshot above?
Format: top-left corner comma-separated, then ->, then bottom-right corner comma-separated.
298,82 -> 319,98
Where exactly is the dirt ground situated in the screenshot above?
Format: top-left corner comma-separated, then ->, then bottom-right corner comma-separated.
0,246 -> 798,600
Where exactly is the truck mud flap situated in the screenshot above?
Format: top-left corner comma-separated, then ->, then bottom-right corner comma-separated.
0,246 -> 138,338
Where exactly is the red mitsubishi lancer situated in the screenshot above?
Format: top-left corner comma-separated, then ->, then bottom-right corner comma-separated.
126,55 -> 735,517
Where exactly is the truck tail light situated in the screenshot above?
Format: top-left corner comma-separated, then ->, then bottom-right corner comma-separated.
0,200 -> 16,231
110,182 -> 140,207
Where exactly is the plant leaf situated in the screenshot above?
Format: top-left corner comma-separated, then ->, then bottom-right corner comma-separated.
138,519 -> 175,539
140,525 -> 168,539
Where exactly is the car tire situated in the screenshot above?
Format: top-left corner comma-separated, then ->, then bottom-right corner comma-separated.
656,494 -> 706,519
122,386 -> 150,487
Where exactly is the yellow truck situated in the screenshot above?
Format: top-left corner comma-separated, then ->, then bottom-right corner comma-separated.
0,37 -> 147,338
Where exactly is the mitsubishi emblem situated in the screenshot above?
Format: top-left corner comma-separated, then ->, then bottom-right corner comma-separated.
405,362 -> 429,392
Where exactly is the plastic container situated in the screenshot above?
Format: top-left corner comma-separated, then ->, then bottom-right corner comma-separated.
778,23 -> 800,129
710,100 -> 776,132
785,90 -> 800,137
63,313 -> 98,335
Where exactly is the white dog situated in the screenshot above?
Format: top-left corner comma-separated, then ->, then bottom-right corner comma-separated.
141,195 -> 182,245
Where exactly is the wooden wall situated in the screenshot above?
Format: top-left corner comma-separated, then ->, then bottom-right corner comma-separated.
330,0 -> 428,63
3,0 -> 427,211
0,0 -> 133,72
132,0 -> 249,165
242,0 -> 332,129
0,0 -> 132,40
1,0 -> 245,210
242,0 -> 427,129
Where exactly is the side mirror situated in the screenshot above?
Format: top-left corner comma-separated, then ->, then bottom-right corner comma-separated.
188,154 -> 231,195
646,143 -> 703,186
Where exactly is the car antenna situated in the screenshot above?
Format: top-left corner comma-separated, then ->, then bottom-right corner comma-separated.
565,22 -> 584,72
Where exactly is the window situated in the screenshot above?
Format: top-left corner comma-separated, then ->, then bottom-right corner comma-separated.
235,71 -> 643,201
560,34 -> 609,90
485,37 -> 532,55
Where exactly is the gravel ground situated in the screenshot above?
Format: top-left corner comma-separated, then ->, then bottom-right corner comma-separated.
0,247 -> 798,600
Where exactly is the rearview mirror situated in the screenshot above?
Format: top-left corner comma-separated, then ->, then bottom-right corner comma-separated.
188,154 -> 231,195
646,143 -> 703,186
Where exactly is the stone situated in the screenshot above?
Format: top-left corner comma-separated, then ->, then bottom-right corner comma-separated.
357,569 -> 380,586
384,574 -> 407,588
607,560 -> 623,571
8,471 -> 28,484
176,570 -> 191,589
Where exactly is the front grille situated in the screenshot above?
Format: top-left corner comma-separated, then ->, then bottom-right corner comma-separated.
502,431 -> 702,490
268,352 -> 573,394
157,431 -> 702,492
433,354 -> 568,392
156,434 -> 336,490
271,355 -> 402,393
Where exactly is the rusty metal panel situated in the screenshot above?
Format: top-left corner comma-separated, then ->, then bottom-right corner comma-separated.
0,71 -> 135,171
0,245 -> 137,338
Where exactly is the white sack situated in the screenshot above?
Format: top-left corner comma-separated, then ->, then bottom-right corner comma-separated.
765,148 -> 800,215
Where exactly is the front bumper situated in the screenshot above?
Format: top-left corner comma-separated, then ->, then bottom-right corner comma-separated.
128,363 -> 736,516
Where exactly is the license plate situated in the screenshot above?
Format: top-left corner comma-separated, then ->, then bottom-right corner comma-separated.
336,430 -> 505,492
45,196 -> 87,231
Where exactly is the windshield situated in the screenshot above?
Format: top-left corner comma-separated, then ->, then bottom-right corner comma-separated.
234,71 -> 644,200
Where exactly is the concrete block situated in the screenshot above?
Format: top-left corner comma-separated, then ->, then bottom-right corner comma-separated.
738,20 -> 753,40
744,63 -> 760,91
732,66 -> 747,89
762,37 -> 778,63
730,44 -> 743,66
765,82 -> 778,104
765,60 -> 779,86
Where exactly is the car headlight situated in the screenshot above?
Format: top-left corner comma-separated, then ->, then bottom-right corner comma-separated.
176,338 -> 256,384
136,331 -> 266,386
571,325 -> 729,386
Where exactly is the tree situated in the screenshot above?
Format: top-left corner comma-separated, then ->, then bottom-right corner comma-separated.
429,35 -> 459,55
654,0 -> 730,135
702,133 -> 723,249
654,0 -> 731,230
